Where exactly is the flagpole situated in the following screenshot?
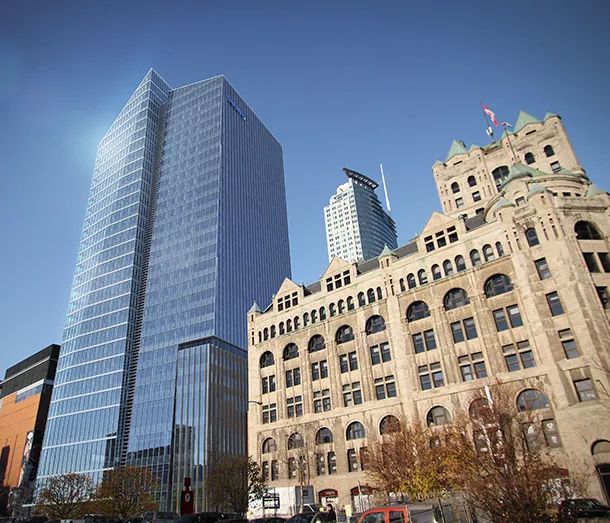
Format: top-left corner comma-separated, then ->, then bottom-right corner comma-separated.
502,123 -> 518,165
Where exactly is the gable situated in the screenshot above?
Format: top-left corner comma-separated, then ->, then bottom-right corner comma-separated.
275,277 -> 301,297
421,212 -> 457,235
322,256 -> 353,279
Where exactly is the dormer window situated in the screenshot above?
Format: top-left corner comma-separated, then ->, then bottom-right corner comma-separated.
326,270 -> 351,292
277,292 -> 298,311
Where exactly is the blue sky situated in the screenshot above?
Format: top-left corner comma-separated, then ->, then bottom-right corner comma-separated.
1,0 -> 609,373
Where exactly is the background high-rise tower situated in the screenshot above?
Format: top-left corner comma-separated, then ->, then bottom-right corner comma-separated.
324,167 -> 397,263
38,70 -> 291,510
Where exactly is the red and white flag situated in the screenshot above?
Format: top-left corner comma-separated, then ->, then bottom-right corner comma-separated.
482,104 -> 500,127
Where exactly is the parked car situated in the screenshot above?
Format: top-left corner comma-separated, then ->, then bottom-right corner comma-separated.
356,505 -> 436,523
143,512 -> 180,523
177,513 -> 234,523
249,517 -> 286,523
559,498 -> 610,519
284,512 -> 335,523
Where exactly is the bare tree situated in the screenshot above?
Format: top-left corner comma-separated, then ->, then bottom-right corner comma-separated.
91,466 -> 158,519
365,384 -> 588,523
452,384 -> 586,523
206,455 -> 266,514
36,472 -> 94,519
365,419 -> 463,502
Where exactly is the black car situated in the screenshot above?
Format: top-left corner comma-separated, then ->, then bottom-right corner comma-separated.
249,518 -> 286,523
284,512 -> 335,523
178,512 -> 235,523
560,498 -> 610,519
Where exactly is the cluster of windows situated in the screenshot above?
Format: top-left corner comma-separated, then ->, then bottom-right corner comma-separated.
277,292 -> 298,312
502,340 -> 536,371
406,274 -> 514,324
493,304 -> 523,331
399,242 -> 505,292
261,384 -> 567,479
450,176 -> 479,209
424,226 -> 459,252
259,287 -> 383,343
326,270 -> 351,292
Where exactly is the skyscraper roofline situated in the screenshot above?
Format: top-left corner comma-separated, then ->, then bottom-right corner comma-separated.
342,167 -> 379,189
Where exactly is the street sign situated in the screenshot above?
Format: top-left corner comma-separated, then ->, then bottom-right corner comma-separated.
263,494 -> 280,509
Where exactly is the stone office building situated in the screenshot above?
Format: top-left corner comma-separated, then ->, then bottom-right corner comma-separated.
247,111 -> 610,511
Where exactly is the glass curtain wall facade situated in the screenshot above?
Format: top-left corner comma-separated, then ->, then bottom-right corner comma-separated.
38,71 -> 291,508
39,70 -> 170,482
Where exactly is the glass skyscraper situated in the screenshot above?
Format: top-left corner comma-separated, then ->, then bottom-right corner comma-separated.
324,167 -> 397,263
38,69 -> 291,510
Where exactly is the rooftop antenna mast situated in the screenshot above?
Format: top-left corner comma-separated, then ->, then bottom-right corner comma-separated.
379,163 -> 392,213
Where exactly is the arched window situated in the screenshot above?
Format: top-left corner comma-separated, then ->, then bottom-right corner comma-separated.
279,322 -> 285,335
525,227 -> 540,247
358,292 -> 366,307
482,244 -> 495,262
469,398 -> 491,419
366,315 -> 386,335
263,328 -> 269,341
495,242 -> 505,257
592,440 -> 610,455
287,433 -> 304,450
426,406 -> 451,427
260,351 -> 274,368
308,335 -> 325,353
444,288 -> 470,310
377,287 -> 383,300
335,325 -> 354,344
286,319 -> 292,332
418,269 -> 428,285
524,152 -> 535,165
399,279 -> 405,292
346,421 -> 366,440
455,255 -> 466,272
379,415 -> 400,435
432,264 -> 442,281
329,303 -> 337,317
467,175 -> 477,187
470,249 -> 481,267
492,165 -> 510,188
574,221 -> 602,240
311,310 -> 318,324
367,288 -> 376,303
294,317 -> 300,330
316,427 -> 333,444
347,296 -> 355,310
443,260 -> 454,277
451,181 -> 460,193
484,274 -> 513,297
338,300 -> 345,314
262,437 -> 276,454
319,307 -> 327,320
544,145 -> 555,157
303,312 -> 309,327
270,325 -> 276,338
407,273 -> 417,289
407,301 -> 430,322
517,389 -> 550,412
283,343 -> 299,361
